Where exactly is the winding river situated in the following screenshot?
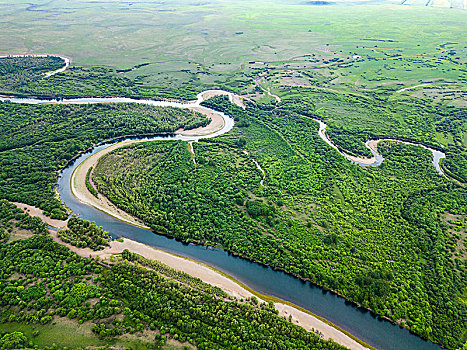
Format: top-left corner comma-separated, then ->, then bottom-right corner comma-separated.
58,138 -> 442,350
0,56 -> 447,350
315,119 -> 446,174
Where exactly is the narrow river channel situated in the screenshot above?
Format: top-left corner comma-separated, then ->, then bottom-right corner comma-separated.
1,91 -> 444,350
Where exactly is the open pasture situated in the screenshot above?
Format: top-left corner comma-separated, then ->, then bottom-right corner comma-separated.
0,0 -> 465,96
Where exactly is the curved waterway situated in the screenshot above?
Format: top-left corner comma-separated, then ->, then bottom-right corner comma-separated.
57,144 -> 442,350
1,91 -> 444,349
315,119 -> 446,175
0,53 -> 445,348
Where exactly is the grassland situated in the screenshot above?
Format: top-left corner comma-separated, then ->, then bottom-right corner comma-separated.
0,0 -> 465,102
0,321 -> 190,350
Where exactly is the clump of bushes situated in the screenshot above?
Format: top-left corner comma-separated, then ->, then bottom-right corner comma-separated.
58,215 -> 109,250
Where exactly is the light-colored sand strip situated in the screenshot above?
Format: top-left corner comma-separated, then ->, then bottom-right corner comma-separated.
12,202 -> 67,228
13,201 -> 370,349
345,154 -> 377,165
367,140 -> 379,153
188,141 -> 196,164
176,106 -> 225,136
243,149 -> 266,187
396,83 -> 430,93
47,229 -> 369,350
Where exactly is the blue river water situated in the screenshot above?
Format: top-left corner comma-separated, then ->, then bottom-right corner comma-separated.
1,55 -> 445,349
57,138 -> 441,350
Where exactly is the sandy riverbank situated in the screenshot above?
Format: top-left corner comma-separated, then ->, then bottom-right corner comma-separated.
13,202 -> 68,228
367,140 -> 379,152
342,139 -> 381,166
175,106 -> 225,136
345,154 -> 377,165
13,201 -> 370,349
50,229 -> 369,350
97,239 -> 370,350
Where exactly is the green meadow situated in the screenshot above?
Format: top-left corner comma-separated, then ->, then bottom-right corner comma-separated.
0,0 -> 465,99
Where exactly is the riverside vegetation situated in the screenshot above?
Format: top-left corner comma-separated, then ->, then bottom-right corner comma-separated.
0,100 -> 208,219
0,205 -> 345,350
0,56 -> 466,348
0,56 -> 64,93
57,216 -> 110,251
94,95 -> 466,349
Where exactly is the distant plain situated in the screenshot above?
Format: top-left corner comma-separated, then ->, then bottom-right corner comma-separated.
0,0 -> 465,103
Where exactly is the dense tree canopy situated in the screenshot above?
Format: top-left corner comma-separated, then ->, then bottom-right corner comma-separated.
0,223 -> 345,349
94,96 -> 467,349
0,102 -> 207,219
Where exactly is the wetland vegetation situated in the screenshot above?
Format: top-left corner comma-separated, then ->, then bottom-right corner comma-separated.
0,1 -> 466,348
0,207 -> 345,350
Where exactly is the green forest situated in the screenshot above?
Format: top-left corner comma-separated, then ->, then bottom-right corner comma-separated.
0,100 -> 207,219
94,96 -> 467,349
0,203 -> 345,350
0,63 -> 198,102
271,87 -> 467,183
0,55 -> 466,349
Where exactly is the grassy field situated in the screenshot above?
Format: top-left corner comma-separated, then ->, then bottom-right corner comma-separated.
0,304 -> 194,350
0,0 -> 465,99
